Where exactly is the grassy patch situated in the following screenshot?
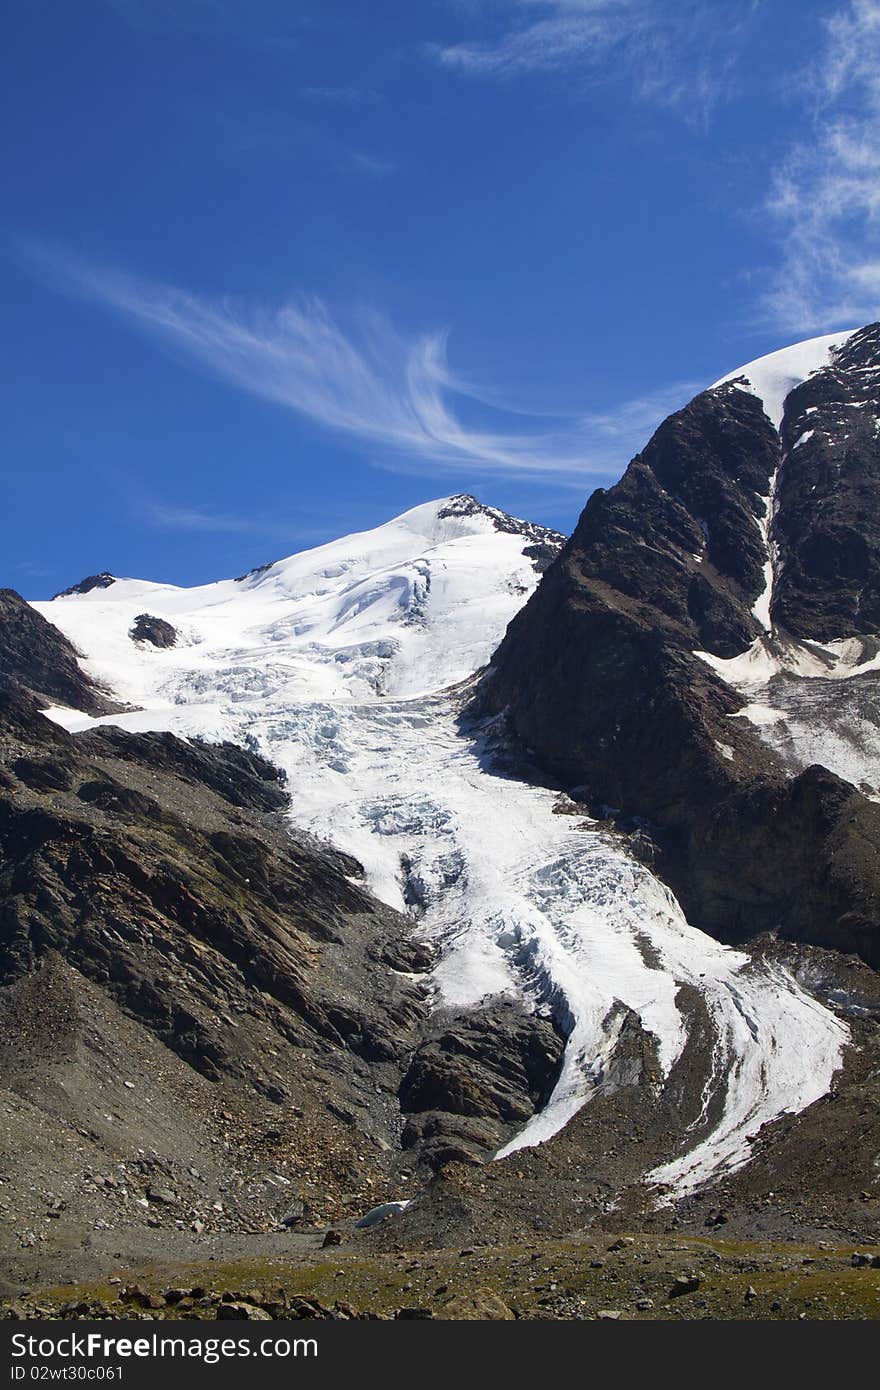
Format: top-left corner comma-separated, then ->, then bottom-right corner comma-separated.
23,1235 -> 880,1321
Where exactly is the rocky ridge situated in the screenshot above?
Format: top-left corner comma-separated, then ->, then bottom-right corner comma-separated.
0,588 -> 120,718
487,325 -> 880,966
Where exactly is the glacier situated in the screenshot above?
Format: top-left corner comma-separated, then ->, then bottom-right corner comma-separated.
33,492 -> 849,1198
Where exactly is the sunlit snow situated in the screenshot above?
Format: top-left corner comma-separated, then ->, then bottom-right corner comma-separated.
33,495 -> 849,1197
711,330 -> 857,429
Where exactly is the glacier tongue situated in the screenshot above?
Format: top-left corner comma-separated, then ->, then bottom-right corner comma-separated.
33,494 -> 848,1197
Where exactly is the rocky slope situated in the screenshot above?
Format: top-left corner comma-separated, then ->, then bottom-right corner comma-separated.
487,325 -> 880,967
0,588 -> 120,717
0,588 -> 572,1291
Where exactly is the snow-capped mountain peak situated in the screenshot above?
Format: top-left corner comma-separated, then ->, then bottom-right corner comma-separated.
231,493 -> 564,599
31,483 -> 853,1198
711,328 -> 858,428
35,495 -> 565,711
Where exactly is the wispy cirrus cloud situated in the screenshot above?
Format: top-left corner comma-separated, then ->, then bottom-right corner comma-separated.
762,0 -> 880,332
427,1 -> 760,124
432,0 -> 641,78
22,242 -> 697,483
143,502 -> 337,543
145,503 -> 284,534
14,559 -> 56,580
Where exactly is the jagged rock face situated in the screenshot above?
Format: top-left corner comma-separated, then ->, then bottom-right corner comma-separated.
436,494 -> 566,572
555,395 -> 776,662
78,723 -> 290,813
53,572 -> 116,599
487,326 -> 880,965
773,324 -> 880,638
0,589 -> 118,716
129,613 -> 178,648
0,688 -> 426,1093
398,1002 -> 565,1168
621,387 -> 780,655
484,386 -> 782,828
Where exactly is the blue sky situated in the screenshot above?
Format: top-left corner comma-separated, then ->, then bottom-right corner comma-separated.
4,0 -> 880,596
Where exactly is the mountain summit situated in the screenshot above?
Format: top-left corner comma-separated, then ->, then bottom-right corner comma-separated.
39,495 -> 565,711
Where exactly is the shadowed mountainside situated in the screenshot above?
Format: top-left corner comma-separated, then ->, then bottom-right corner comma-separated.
487,326 -> 880,965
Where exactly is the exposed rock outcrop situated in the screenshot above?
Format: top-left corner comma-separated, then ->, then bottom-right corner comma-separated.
487,326 -> 880,966
772,324 -> 880,637
0,588 -> 119,716
436,494 -> 566,572
129,613 -> 178,648
0,685 -> 425,1092
399,1001 -> 565,1167
52,573 -> 116,600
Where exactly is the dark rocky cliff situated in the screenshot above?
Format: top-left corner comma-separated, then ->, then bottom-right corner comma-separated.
487,325 -> 880,966
773,324 -> 880,637
0,588 -> 120,716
